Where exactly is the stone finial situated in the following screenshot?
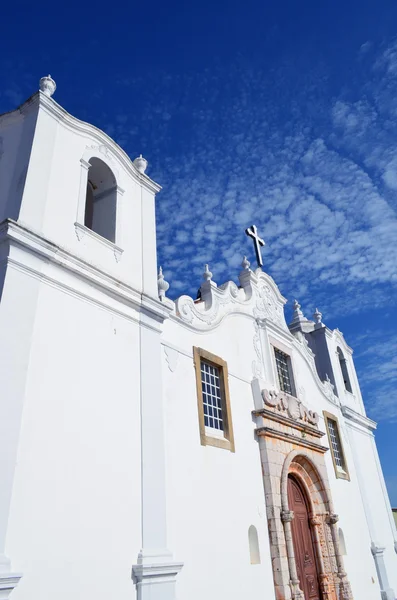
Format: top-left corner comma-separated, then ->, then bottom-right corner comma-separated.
289,299 -> 310,331
39,75 -> 56,97
133,154 -> 148,174
293,299 -> 304,319
313,307 -> 325,329
157,266 -> 169,300
241,256 -> 251,270
203,264 -> 213,282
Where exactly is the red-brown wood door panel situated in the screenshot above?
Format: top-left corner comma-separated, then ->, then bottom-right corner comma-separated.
288,475 -> 322,600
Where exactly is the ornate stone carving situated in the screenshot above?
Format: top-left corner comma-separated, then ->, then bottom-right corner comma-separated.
309,514 -> 321,527
175,266 -> 288,331
254,282 -> 285,328
262,389 -> 319,426
328,513 -> 339,525
281,510 -> 294,523
252,321 -> 264,379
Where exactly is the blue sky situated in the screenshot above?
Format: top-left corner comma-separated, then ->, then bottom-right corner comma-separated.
1,0 -> 397,503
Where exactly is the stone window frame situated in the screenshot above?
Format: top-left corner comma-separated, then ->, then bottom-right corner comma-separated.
193,347 -> 235,452
323,411 -> 350,481
269,337 -> 297,397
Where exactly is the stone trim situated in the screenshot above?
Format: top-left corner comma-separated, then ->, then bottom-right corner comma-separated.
256,427 -> 328,453
0,573 -> 22,600
253,407 -> 325,438
193,347 -> 235,452
323,411 -> 350,481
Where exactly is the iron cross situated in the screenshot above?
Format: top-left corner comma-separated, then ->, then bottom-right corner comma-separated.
245,224 -> 265,267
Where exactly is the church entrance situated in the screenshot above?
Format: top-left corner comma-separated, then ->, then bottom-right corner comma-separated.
288,475 -> 322,600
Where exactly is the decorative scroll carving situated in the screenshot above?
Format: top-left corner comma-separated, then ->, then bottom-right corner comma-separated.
175,268 -> 288,332
262,389 -> 319,426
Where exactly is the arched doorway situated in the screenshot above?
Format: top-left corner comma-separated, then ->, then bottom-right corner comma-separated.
288,475 -> 321,600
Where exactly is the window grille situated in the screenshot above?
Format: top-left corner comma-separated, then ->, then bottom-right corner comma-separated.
274,348 -> 293,395
193,347 -> 235,452
201,360 -> 224,431
327,419 -> 345,469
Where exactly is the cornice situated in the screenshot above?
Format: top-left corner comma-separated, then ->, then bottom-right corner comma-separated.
341,406 -> 377,431
4,92 -> 161,195
0,572 -> 23,598
1,219 -> 169,324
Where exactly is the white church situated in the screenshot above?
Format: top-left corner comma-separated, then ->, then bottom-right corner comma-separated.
0,75 -> 396,600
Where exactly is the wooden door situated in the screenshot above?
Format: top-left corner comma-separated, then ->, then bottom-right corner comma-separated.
288,475 -> 321,600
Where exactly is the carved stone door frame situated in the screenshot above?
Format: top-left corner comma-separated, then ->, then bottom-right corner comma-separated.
280,450 -> 353,600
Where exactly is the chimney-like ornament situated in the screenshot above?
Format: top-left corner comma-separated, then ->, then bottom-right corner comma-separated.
39,75 -> 56,97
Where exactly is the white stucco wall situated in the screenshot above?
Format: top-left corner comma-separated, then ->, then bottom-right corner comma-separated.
3,270 -> 142,600
163,315 -> 276,600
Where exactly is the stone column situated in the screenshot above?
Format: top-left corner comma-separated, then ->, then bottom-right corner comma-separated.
131,306 -> 183,600
281,510 -> 304,600
327,514 -> 353,600
309,514 -> 333,600
371,544 -> 395,600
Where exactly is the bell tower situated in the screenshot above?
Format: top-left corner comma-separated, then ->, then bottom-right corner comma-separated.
0,76 -> 182,600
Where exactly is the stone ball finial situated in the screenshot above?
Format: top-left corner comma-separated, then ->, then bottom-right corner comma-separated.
203,264 -> 213,282
39,75 -> 56,97
133,154 -> 148,174
241,256 -> 251,270
157,266 -> 169,300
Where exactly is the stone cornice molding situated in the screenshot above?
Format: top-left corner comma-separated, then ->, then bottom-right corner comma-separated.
256,426 -> 328,453
174,268 -> 288,332
1,219 -> 171,326
131,560 -> 184,585
0,92 -> 161,195
341,406 -> 377,431
0,573 -> 22,600
253,407 -> 325,438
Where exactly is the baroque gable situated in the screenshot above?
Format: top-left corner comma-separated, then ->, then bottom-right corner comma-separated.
174,266 -> 288,332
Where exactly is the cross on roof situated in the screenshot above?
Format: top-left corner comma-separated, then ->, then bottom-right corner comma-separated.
245,224 -> 265,268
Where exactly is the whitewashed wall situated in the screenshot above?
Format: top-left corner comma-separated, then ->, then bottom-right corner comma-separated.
162,315 -> 276,600
3,267 -> 142,600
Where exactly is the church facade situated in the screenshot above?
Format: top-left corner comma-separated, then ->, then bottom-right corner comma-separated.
0,76 -> 396,600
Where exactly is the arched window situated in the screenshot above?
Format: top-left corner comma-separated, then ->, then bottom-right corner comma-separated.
339,527 -> 347,555
84,158 -> 117,242
248,525 -> 261,564
337,347 -> 352,393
